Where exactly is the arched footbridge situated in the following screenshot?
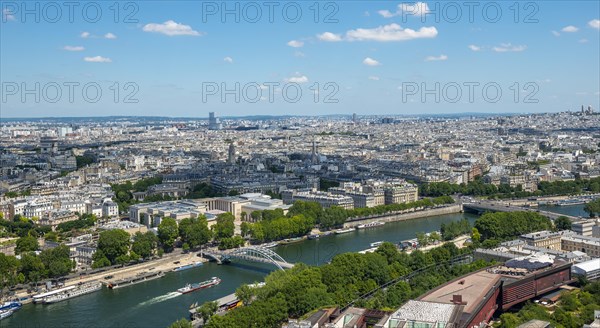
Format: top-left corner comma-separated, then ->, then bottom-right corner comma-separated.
202,246 -> 294,270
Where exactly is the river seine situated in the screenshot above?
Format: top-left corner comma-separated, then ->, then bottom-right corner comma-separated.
5,205 -> 585,328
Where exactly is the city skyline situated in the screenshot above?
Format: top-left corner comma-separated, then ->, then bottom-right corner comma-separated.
1,1 -> 599,117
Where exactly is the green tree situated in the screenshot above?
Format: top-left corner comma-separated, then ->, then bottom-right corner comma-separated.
212,213 -> 235,240
240,222 -> 250,237
15,235 -> 39,254
92,249 -> 111,268
158,218 -> 179,251
179,216 -> 212,249
250,210 -> 262,221
20,253 -> 45,283
554,216 -> 572,231
39,245 -> 73,277
44,231 -> 58,242
197,301 -> 219,324
584,199 -> 600,217
0,253 -> 21,288
498,313 -> 521,327
97,229 -> 131,264
235,284 -> 255,305
131,231 -> 158,259
168,318 -> 193,328
471,227 -> 481,243
416,232 -> 429,247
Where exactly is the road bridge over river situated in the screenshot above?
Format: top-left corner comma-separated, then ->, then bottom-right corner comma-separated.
463,201 -> 580,221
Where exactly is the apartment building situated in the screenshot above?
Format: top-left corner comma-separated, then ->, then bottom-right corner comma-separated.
282,189 -> 354,210
519,230 -> 562,251
561,234 -> 600,258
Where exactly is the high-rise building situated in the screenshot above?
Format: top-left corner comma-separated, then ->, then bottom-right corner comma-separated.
311,140 -> 318,164
208,112 -> 222,130
227,143 -> 236,164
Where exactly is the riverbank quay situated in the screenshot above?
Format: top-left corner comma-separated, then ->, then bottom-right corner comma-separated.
2,251 -> 208,303
342,204 -> 463,228
404,234 -> 471,254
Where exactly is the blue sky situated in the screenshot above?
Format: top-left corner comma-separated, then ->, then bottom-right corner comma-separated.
1,1 -> 599,117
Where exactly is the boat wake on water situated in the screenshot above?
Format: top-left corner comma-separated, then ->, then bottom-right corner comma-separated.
137,292 -> 181,307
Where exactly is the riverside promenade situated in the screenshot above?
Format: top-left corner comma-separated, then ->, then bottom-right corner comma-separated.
343,204 -> 464,228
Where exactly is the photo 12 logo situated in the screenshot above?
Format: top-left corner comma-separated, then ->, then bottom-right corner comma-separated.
1,1 -> 139,23
401,82 -> 539,104
389,1 -> 539,24
2,82 -> 139,104
200,1 -> 339,23
202,82 -> 339,104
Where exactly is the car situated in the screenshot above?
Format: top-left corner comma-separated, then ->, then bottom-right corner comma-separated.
104,275 -> 114,280
173,261 -> 181,264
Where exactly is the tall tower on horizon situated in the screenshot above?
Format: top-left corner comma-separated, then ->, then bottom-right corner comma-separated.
228,142 -> 236,164
208,112 -> 222,130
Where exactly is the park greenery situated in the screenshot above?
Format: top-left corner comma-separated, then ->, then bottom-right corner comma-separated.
440,218 -> 472,241
193,243 -> 489,327
110,176 -> 164,213
75,155 -> 95,168
497,281 -> 600,328
185,182 -> 222,199
56,213 -> 97,233
554,216 -> 572,231
0,244 -> 75,290
241,196 -> 455,242
420,176 -> 600,199
473,212 -> 553,248
584,198 -> 600,217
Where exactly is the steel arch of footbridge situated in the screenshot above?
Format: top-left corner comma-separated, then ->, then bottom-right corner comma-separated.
223,247 -> 289,270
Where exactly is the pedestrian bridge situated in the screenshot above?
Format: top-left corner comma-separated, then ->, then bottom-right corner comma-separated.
202,246 -> 294,270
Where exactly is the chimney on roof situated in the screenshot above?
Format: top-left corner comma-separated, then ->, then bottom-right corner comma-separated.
452,294 -> 465,305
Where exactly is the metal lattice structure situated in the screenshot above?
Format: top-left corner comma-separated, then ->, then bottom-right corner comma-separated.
205,247 -> 291,271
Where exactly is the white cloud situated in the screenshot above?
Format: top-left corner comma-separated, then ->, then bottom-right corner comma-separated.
378,10 -> 395,18
588,19 -> 600,29
294,51 -> 306,57
143,20 -> 202,36
63,46 -> 85,52
223,56 -> 233,63
363,57 -> 381,66
84,56 -> 112,63
551,30 -> 560,37
287,40 -> 304,48
345,24 -> 437,42
317,32 -> 342,42
3,8 -> 15,21
104,33 -> 117,39
492,43 -> 527,52
425,54 -> 448,61
468,45 -> 481,51
378,2 -> 430,18
285,74 -> 309,83
561,25 -> 579,33
81,32 -> 91,38
368,76 -> 380,81
579,39 -> 589,43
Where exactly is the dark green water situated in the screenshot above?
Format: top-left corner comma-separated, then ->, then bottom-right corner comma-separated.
538,204 -> 588,218
4,213 -> 477,328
